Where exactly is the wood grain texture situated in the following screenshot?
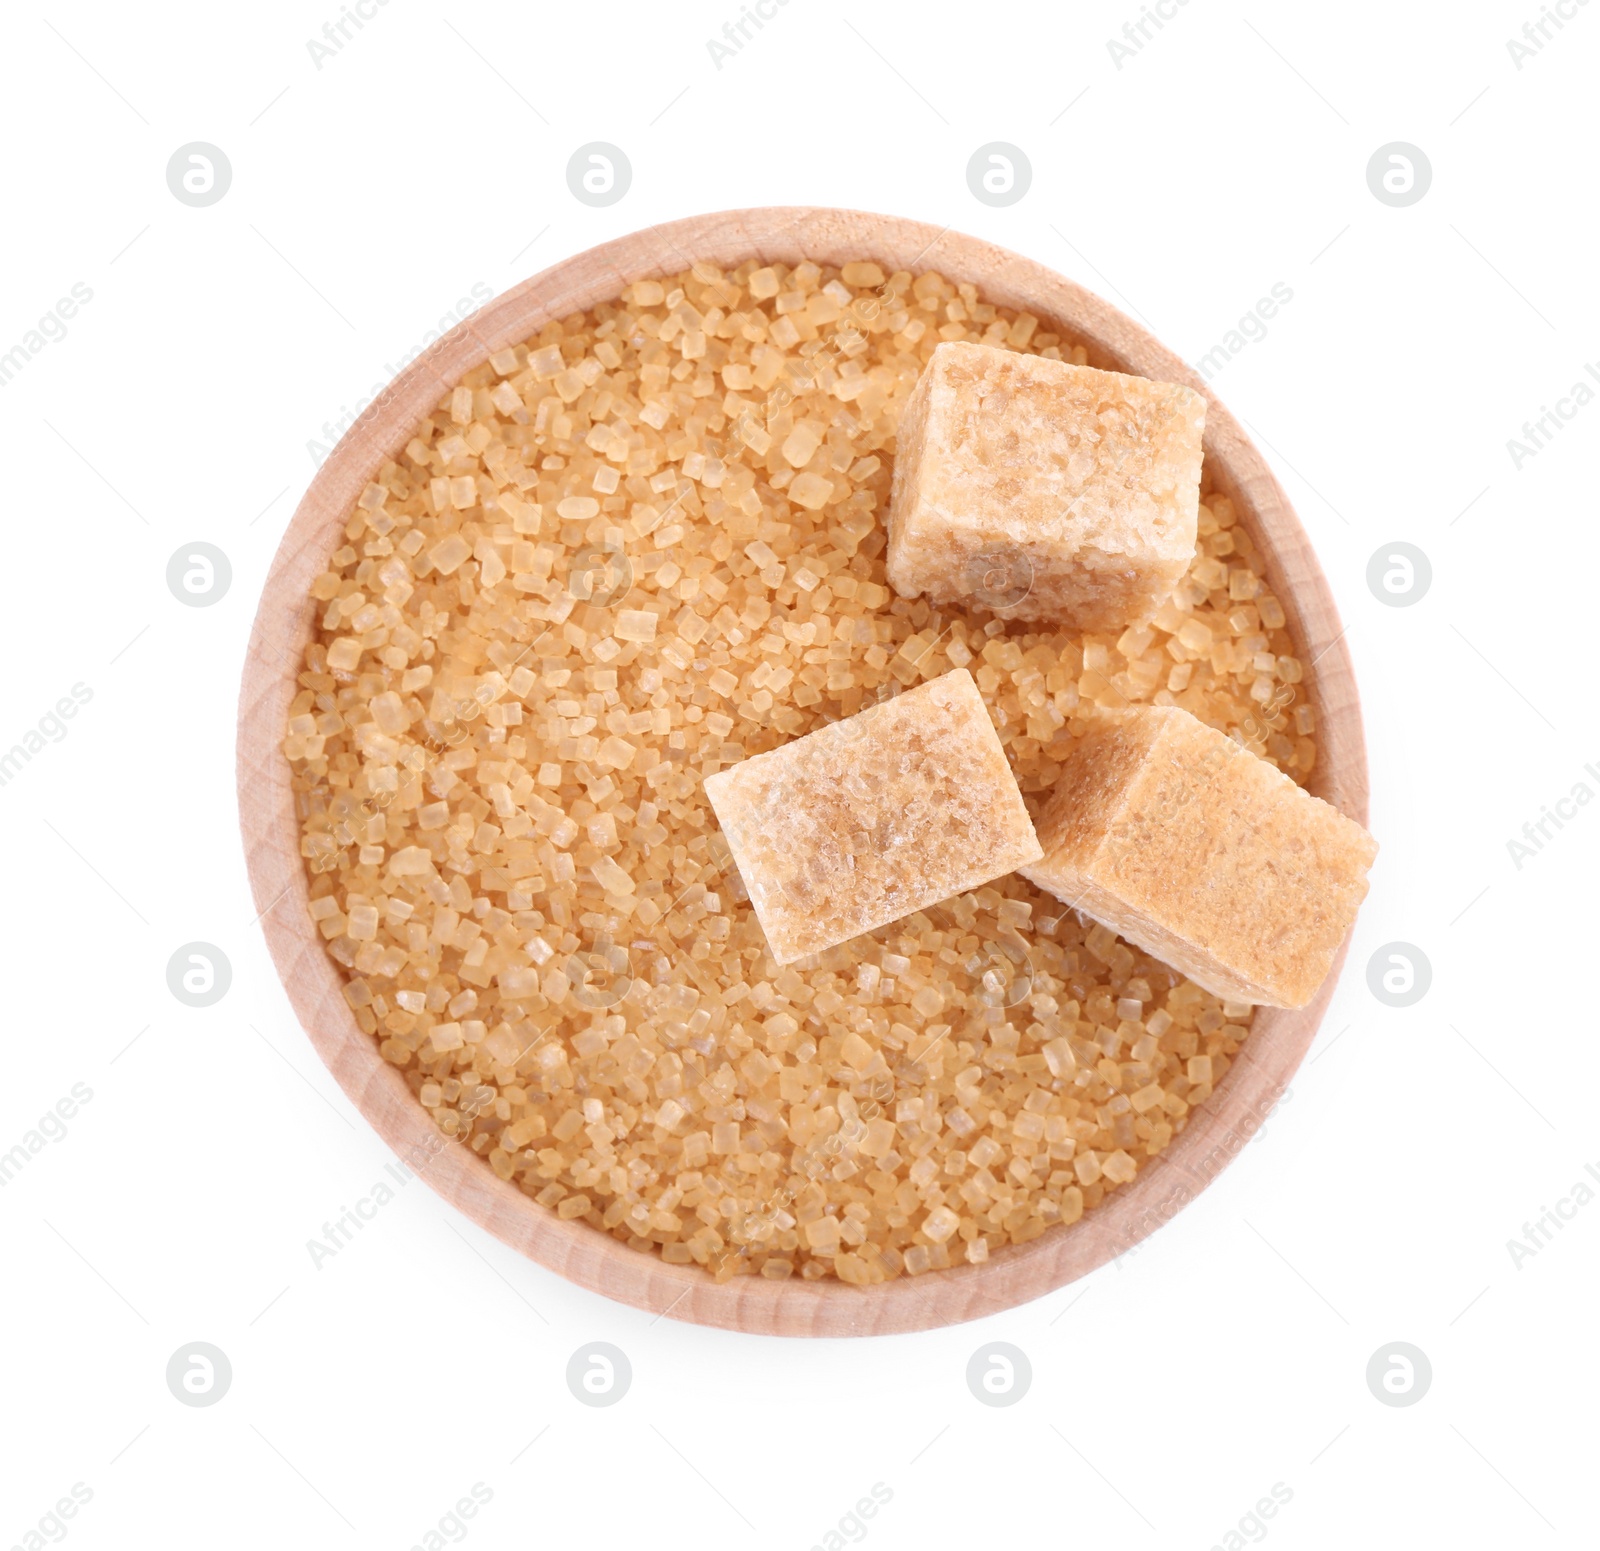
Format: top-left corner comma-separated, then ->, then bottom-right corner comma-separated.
237,207 -> 1368,1337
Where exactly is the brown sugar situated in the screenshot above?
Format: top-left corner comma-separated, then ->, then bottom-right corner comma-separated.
705,669 -> 1041,964
283,260 -> 1320,1283
887,342 -> 1206,630
1022,706 -> 1375,1008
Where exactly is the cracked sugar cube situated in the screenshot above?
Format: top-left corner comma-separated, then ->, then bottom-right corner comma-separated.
887,341 -> 1206,630
1020,706 -> 1376,1009
704,669 -> 1042,965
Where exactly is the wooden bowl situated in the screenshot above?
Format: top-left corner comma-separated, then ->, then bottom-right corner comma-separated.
238,207 -> 1367,1337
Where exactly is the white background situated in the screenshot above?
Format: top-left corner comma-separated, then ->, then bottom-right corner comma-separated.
1,1 -> 1595,1546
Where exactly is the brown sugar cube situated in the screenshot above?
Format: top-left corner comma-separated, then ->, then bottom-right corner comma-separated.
887,341 -> 1206,630
704,669 -> 1042,965
1020,707 -> 1376,1009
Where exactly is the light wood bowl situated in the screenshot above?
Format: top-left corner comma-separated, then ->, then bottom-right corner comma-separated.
238,207 -> 1367,1337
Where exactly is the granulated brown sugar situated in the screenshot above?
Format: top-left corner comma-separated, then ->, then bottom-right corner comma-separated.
284,260 -> 1316,1283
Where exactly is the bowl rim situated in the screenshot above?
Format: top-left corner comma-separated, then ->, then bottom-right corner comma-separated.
237,204 -> 1368,1338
